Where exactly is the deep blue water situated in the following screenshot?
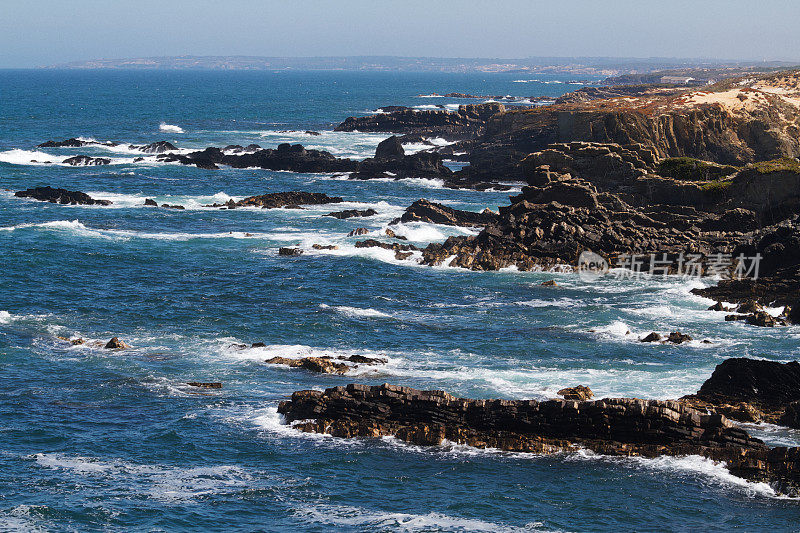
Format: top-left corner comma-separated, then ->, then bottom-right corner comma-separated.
1,70 -> 799,532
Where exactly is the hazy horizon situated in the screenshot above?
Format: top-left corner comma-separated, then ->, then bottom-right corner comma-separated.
1,0 -> 799,68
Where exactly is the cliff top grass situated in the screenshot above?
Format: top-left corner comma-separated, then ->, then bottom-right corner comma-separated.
745,157 -> 800,174
657,157 -> 738,181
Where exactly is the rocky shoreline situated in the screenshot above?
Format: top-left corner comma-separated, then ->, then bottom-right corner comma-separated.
277,366 -> 800,496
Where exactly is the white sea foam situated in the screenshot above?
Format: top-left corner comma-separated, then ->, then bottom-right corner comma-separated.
292,502 -> 551,532
0,219 -> 313,243
567,450 -> 782,499
386,221 -> 480,243
31,453 -> 254,501
0,148 -> 152,167
159,122 -> 184,133
319,303 -> 392,319
0,149 -> 62,166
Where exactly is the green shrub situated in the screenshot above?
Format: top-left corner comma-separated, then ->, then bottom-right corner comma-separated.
657,157 -> 739,181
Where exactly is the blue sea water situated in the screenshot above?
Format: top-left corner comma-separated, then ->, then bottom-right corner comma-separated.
1,69 -> 799,532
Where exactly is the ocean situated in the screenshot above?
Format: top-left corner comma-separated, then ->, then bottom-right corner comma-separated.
1,69 -> 799,531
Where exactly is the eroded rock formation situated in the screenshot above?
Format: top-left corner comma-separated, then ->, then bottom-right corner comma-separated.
278,382 -> 800,496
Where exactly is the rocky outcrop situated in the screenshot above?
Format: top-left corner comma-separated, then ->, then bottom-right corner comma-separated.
138,141 -> 177,153
335,103 -> 506,140
278,383 -> 800,496
419,171 -> 739,271
374,136 -> 405,160
691,222 -> 800,308
206,191 -> 343,209
187,382 -> 222,389
350,148 -> 453,182
39,138 -> 118,148
324,209 -> 377,219
38,138 -> 177,154
278,247 -> 303,257
15,187 -> 112,206
104,337 -> 129,349
62,155 -> 111,166
266,355 -> 386,374
682,358 -> 800,427
392,199 -> 497,227
455,71 -> 800,183
157,143 -> 359,172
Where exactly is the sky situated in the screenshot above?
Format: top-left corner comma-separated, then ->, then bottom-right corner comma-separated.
1,0 -> 799,68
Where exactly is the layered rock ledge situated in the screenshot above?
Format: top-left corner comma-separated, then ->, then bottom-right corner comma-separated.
278,382 -> 800,495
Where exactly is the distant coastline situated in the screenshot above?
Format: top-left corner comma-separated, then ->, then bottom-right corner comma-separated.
39,55 -> 797,76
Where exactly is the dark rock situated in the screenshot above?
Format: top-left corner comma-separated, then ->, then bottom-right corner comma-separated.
324,209 -> 377,219
312,244 -> 339,250
640,332 -> 663,342
355,239 -> 420,252
160,204 -> 185,210
39,138 -> 119,148
62,155 -> 111,166
746,311 -> 780,327
39,138 -> 91,148
348,228 -> 370,237
251,342 -> 266,348
375,136 -> 405,160
144,198 -> 158,206
540,280 -> 558,287
138,141 -> 176,154
557,385 -> 593,400
335,103 -> 505,140
278,247 -> 303,257
104,337 -> 129,350
222,191 -> 343,209
342,355 -> 387,365
187,382 -> 222,389
737,300 -> 763,314
688,357 -> 800,415
666,331 -> 692,344
277,382 -> 800,496
780,401 -> 800,429
393,199 -> 497,227
266,356 -> 349,374
305,131 -> 321,136
15,186 -> 112,206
